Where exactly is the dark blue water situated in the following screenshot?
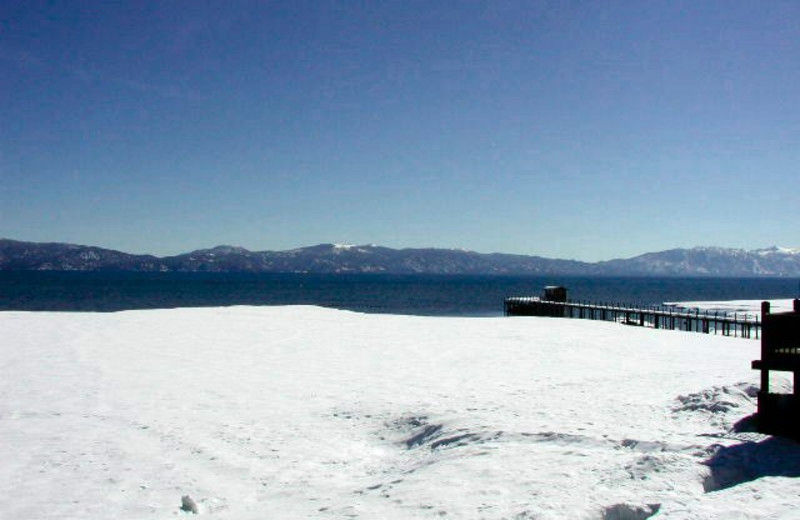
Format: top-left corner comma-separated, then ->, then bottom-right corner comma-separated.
0,272 -> 797,316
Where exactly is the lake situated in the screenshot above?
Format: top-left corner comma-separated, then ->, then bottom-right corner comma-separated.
1,272 -> 798,316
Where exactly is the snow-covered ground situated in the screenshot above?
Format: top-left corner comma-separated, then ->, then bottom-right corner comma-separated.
665,299 -> 797,319
1,306 -> 799,519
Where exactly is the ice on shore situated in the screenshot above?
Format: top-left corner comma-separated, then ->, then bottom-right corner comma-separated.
665,299 -> 797,318
1,306 -> 798,519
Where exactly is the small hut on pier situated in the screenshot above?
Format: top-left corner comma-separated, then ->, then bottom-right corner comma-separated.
504,286 -> 569,317
543,286 -> 568,303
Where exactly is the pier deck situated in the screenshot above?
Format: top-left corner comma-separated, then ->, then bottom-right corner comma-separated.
504,297 -> 761,339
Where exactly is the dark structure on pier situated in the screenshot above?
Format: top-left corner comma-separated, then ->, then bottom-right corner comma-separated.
752,299 -> 800,439
543,286 -> 568,303
505,287 -> 762,338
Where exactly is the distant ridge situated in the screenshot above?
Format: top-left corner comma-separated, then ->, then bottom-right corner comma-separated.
1,239 -> 799,277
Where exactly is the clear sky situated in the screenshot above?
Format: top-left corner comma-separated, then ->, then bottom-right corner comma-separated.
1,1 -> 798,261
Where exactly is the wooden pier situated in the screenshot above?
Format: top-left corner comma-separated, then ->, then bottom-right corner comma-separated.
504,296 -> 762,339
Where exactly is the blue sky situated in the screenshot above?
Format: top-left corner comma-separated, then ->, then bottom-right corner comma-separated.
1,1 -> 798,261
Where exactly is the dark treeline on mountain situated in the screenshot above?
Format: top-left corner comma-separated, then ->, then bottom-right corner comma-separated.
2,239 -> 800,277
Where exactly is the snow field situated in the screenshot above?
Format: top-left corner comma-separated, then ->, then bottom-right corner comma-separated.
666,299 -> 797,318
1,306 -> 797,519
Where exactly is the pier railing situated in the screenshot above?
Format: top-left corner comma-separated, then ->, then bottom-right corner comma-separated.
504,297 -> 761,339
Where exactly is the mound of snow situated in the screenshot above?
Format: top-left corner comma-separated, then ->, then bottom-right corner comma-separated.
673,383 -> 758,415
602,502 -> 660,520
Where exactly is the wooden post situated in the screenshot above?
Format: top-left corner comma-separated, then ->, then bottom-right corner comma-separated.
713,312 -> 718,335
760,301 -> 771,393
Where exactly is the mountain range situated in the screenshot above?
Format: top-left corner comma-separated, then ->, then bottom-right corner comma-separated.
1,239 -> 799,277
